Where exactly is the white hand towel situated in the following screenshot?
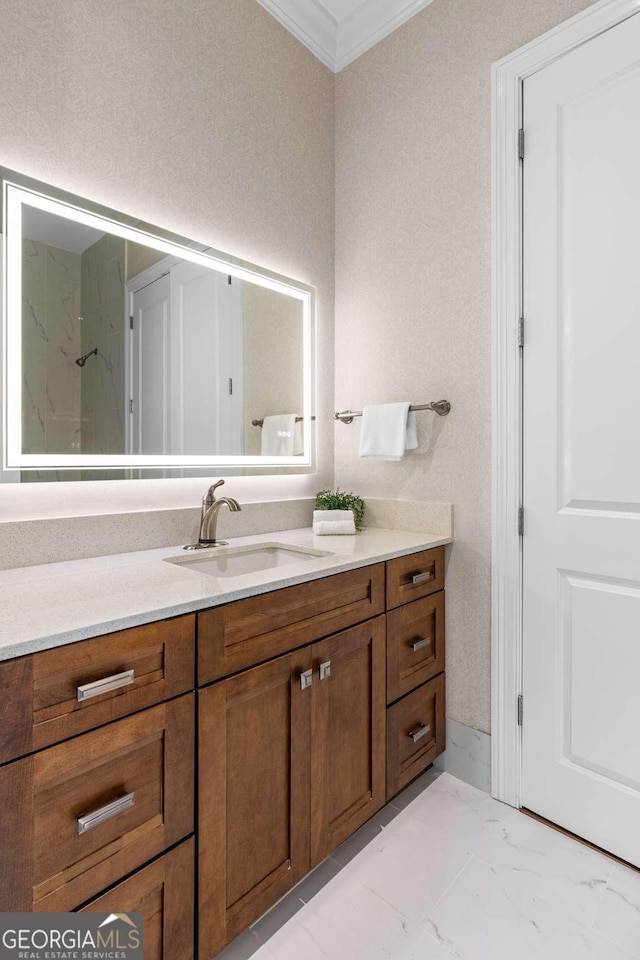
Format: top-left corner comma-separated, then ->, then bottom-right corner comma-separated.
312,509 -> 356,535
313,519 -> 356,536
313,510 -> 355,523
358,402 -> 418,461
261,414 -> 297,456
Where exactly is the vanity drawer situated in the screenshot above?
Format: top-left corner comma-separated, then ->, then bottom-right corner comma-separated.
80,838 -> 194,960
385,547 -> 445,610
0,615 -> 195,765
0,693 -> 194,912
198,564 -> 385,684
386,673 -> 445,800
386,592 -> 445,704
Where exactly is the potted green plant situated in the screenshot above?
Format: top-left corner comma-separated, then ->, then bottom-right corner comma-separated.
315,488 -> 365,531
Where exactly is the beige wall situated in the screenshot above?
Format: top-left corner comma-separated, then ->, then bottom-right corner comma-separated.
0,0 -> 334,521
334,0 -> 595,733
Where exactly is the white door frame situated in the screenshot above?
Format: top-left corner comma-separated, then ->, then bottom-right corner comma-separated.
491,0 -> 640,808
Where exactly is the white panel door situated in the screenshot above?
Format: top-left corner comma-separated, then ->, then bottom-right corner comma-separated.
522,12 -> 640,864
131,274 -> 170,455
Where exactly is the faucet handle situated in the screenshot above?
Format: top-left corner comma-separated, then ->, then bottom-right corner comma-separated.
204,479 -> 225,503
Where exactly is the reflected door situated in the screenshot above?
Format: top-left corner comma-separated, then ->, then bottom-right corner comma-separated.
169,262 -> 243,456
522,12 -> 640,863
129,262 -> 243,456
130,274 -> 170,455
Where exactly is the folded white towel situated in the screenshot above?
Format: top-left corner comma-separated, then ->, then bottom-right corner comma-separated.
261,414 -> 297,456
313,519 -> 356,536
313,509 -> 355,523
358,402 -> 418,461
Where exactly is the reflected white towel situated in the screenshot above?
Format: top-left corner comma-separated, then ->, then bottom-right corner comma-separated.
293,419 -> 304,456
358,402 -> 417,461
313,509 -> 356,535
261,414 -> 297,456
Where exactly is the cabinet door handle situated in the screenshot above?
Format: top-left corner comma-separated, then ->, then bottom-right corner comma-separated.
77,669 -> 135,702
300,669 -> 313,690
318,660 -> 331,680
77,791 -> 136,835
410,570 -> 434,586
408,722 -> 431,743
410,636 -> 432,652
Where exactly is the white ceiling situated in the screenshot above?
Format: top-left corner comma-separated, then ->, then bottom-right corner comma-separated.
256,0 -> 436,72
22,206 -> 105,255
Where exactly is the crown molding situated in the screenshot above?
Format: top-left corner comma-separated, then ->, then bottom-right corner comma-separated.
256,0 -> 437,72
256,0 -> 337,70
336,0 -> 436,70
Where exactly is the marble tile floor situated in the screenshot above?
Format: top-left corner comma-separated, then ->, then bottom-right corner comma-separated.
216,769 -> 640,960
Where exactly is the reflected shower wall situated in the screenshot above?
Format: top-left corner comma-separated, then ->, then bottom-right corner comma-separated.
21,239 -> 82,482
80,234 -> 125,456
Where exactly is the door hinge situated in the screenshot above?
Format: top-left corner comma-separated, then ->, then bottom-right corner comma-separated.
129,316 -> 134,330
129,399 -> 134,413
228,377 -> 233,395
517,317 -> 524,348
518,128 -> 525,161
518,506 -> 524,537
517,694 -> 523,726
228,275 -> 232,285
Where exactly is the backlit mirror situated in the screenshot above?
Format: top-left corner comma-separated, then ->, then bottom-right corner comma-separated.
1,168 -> 314,479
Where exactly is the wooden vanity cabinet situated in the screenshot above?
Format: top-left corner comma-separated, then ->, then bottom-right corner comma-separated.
0,544 -> 446,960
198,616 -> 386,959
0,612 -> 197,960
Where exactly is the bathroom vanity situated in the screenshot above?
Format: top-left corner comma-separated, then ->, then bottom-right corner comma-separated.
0,530 -> 449,959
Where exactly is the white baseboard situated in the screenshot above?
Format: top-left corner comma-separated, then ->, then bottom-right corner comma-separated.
434,718 -> 491,794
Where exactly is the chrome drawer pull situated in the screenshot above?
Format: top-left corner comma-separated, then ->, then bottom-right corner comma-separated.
410,570 -> 434,586
77,791 -> 136,835
77,669 -> 135,702
408,722 -> 431,743
318,660 -> 331,681
410,636 -> 432,653
300,669 -> 313,690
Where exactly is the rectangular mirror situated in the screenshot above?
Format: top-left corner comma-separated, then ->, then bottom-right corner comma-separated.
2,168 -> 314,477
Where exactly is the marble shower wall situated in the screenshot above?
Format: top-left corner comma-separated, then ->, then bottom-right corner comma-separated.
21,239 -> 82,481
80,234 -> 126,457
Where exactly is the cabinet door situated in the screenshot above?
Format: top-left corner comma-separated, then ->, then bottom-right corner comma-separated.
198,648 -> 311,960
310,616 -> 386,866
80,838 -> 194,960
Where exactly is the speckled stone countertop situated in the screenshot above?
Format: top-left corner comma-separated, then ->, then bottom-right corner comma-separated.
0,526 -> 452,662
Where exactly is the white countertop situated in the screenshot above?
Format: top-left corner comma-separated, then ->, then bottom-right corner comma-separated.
0,527 -> 452,662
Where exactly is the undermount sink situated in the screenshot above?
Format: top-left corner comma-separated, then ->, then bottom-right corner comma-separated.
165,542 -> 332,578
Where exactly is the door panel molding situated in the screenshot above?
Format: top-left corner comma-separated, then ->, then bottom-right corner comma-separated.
491,0 -> 640,807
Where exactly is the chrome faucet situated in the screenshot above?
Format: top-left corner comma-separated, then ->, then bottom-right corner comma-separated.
184,480 -> 241,550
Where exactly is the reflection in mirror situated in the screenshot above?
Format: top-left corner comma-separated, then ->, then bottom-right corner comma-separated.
3,170 -> 313,479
